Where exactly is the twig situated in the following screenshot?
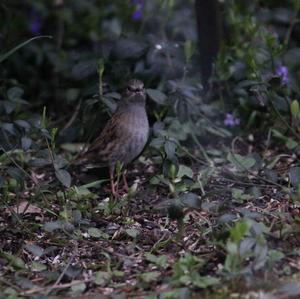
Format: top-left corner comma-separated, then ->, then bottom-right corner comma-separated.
0,277 -> 22,292
268,93 -> 300,141
284,6 -> 300,47
21,279 -> 92,296
45,252 -> 76,295
0,146 -> 49,203
230,137 -> 285,189
60,99 -> 82,134
176,143 -> 209,166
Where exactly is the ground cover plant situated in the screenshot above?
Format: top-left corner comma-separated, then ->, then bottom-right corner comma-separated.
1,0 -> 300,298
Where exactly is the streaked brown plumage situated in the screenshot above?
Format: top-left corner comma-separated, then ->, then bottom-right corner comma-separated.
83,79 -> 149,195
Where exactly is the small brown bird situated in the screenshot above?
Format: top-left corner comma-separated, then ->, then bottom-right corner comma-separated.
83,79 -> 149,195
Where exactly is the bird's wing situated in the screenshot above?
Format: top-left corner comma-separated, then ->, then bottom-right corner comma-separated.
84,110 -> 128,162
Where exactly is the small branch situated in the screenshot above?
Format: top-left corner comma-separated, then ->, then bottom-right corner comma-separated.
21,279 -> 92,296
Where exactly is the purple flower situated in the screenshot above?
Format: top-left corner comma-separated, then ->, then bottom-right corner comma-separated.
131,0 -> 144,21
276,64 -> 289,85
224,113 -> 240,127
29,9 -> 42,36
132,10 -> 143,20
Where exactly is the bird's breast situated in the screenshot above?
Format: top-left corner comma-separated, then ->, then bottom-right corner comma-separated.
120,107 -> 149,164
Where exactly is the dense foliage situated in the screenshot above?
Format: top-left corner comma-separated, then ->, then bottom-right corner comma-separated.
1,0 -> 300,298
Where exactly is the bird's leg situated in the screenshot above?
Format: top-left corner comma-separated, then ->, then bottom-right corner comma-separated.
122,169 -> 129,191
109,167 -> 117,196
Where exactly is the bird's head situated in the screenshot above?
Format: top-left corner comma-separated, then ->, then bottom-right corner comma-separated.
123,79 -> 146,104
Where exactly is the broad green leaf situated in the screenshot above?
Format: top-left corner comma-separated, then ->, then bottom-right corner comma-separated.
94,271 -> 110,286
21,137 -> 32,150
31,262 -> 47,272
230,220 -> 250,243
7,87 -> 24,100
286,138 -> 298,149
191,274 -> 219,288
88,227 -> 109,239
177,165 -> 193,179
227,153 -> 256,171
43,220 -> 74,232
0,251 -> 25,269
71,282 -> 86,294
145,253 -> 169,269
184,40 -> 194,62
24,244 -> 44,257
125,228 -> 140,238
139,271 -> 160,283
180,192 -> 201,209
146,88 -> 167,105
164,140 -> 177,160
55,169 -> 71,188
7,167 -> 24,181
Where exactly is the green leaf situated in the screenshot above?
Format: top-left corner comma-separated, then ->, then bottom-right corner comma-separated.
164,140 -> 177,160
94,271 -> 110,286
184,40 -> 194,62
88,227 -> 109,239
21,137 -> 32,151
43,220 -> 74,232
0,251 -> 25,269
168,203 -> 184,220
146,89 -> 167,105
290,100 -> 300,118
180,192 -> 201,209
286,138 -> 298,149
227,153 -> 256,171
125,228 -> 140,238
71,282 -> 86,294
177,165 -> 193,179
145,253 -> 169,269
191,274 -> 219,288
55,169 -> 71,188
31,262 -> 47,272
7,87 -> 24,100
24,244 -> 44,257
232,188 -> 252,203
7,167 -> 24,181
230,220 -> 250,243
139,271 -> 160,283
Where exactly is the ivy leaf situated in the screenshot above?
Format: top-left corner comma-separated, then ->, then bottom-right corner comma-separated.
227,153 -> 256,171
164,140 -> 177,160
0,251 -> 25,270
177,165 -> 193,179
146,89 -> 167,105
55,169 -> 71,188
7,87 -> 24,100
7,167 -> 24,181
230,220 -> 250,243
24,244 -> 44,257
125,228 -> 140,239
88,227 -> 109,239
21,136 -> 32,150
180,192 -> 201,209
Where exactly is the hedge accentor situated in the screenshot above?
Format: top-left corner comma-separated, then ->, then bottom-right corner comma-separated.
84,79 -> 149,195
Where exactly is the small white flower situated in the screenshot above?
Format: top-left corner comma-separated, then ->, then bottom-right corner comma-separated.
155,44 -> 162,50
